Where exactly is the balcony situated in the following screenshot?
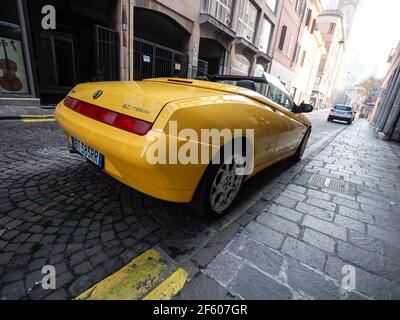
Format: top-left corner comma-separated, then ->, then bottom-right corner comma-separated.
200,0 -> 236,39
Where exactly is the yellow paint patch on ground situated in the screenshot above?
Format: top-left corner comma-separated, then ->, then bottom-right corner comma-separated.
143,267 -> 188,300
20,115 -> 55,123
22,119 -> 56,123
75,249 -> 170,300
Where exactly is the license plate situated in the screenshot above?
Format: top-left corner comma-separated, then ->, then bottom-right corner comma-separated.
71,137 -> 104,168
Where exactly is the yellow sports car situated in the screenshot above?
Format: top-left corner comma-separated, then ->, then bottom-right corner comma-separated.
55,75 -> 313,216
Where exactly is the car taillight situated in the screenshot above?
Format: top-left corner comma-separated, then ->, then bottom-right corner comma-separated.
63,97 -> 152,136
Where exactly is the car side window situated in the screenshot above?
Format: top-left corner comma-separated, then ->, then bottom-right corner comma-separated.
282,95 -> 294,112
266,85 -> 294,112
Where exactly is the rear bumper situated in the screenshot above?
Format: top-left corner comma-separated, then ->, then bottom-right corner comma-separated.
329,115 -> 352,121
55,102 -> 207,203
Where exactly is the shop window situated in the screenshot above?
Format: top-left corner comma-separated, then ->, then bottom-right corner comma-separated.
0,0 -> 29,95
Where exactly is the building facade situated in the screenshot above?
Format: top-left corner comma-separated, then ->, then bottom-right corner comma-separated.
291,0 -> 326,105
310,10 -> 345,109
371,42 -> 400,141
270,0 -> 306,94
0,0 -> 281,107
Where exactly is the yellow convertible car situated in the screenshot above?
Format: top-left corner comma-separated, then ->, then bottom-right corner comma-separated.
55,75 -> 313,216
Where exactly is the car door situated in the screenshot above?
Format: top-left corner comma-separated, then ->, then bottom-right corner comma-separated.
253,104 -> 281,167
266,86 -> 304,157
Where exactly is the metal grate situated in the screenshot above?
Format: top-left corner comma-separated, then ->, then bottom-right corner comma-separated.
308,174 -> 350,194
133,37 -> 188,80
94,25 -> 119,81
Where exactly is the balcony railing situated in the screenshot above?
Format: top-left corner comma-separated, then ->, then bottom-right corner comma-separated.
201,0 -> 233,28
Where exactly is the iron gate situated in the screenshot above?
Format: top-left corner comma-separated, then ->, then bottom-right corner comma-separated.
94,25 -> 119,81
197,59 -> 209,78
134,37 -> 188,80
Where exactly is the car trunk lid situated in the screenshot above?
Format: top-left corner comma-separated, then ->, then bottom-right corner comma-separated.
66,81 -> 220,123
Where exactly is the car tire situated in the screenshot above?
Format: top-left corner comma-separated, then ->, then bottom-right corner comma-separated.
347,120 -> 352,125
291,128 -> 311,163
191,141 -> 247,218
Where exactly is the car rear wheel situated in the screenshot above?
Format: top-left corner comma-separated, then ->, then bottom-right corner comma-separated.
191,145 -> 246,218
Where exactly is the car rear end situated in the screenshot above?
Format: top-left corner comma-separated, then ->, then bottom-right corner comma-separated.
54,80 -> 220,203
328,105 -> 354,124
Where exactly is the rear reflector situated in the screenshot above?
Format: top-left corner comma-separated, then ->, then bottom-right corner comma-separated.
63,97 -> 152,136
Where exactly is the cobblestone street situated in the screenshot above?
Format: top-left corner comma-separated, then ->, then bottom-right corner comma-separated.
1,112 -> 400,300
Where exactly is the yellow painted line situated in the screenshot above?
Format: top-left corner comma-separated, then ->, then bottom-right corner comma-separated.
75,249 -> 170,300
143,268 -> 188,300
20,115 -> 54,119
22,118 -> 56,123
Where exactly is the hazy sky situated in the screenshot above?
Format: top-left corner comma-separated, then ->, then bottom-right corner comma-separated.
322,0 -> 400,85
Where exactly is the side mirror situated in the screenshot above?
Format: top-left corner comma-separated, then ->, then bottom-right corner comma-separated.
297,103 -> 314,113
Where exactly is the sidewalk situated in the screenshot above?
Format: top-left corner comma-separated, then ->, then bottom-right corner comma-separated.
0,105 -> 54,120
177,120 -> 400,300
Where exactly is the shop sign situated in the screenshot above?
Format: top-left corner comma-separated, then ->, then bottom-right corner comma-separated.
143,55 -> 151,63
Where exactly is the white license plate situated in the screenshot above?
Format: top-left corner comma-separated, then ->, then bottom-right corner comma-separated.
72,137 -> 104,168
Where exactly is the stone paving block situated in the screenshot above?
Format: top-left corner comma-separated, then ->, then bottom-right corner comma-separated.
205,251 -> 242,287
274,195 -> 298,209
177,272 -> 238,300
337,241 -> 400,282
257,213 -> 300,237
367,225 -> 400,247
334,215 -> 366,234
286,258 -> 340,299
374,215 -> 400,233
307,189 -> 332,201
228,234 -> 284,277
242,221 -> 285,250
266,204 -> 303,223
348,230 -> 385,255
296,202 -> 334,221
302,229 -> 335,253
229,264 -> 292,300
307,196 -> 337,212
325,256 -> 400,299
280,190 -> 306,202
338,206 -> 374,224
281,237 -> 326,270
357,196 -> 393,211
332,196 -> 360,210
286,184 -> 306,194
302,215 -> 347,241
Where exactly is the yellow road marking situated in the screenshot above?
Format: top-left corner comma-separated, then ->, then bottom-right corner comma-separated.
22,119 -> 56,123
143,268 -> 188,300
75,249 -> 175,300
20,115 -> 54,119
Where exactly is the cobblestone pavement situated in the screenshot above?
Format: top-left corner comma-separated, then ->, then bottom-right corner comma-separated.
0,110 -> 348,300
178,119 -> 400,300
